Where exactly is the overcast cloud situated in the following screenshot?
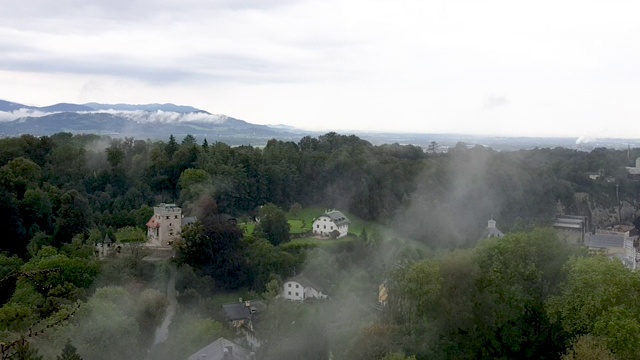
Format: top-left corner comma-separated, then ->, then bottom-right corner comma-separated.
1,0 -> 640,138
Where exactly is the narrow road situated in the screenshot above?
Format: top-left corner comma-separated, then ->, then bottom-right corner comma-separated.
153,264 -> 178,345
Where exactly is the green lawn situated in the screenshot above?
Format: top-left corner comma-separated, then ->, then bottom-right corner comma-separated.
240,222 -> 256,235
208,290 -> 261,308
288,206 -> 381,237
284,234 -> 357,248
288,219 -> 311,234
241,206 -> 388,243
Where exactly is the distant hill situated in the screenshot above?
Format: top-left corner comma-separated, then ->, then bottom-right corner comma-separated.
0,100 -> 37,112
83,102 -> 208,113
0,99 -> 303,144
39,103 -> 95,112
0,100 -> 207,114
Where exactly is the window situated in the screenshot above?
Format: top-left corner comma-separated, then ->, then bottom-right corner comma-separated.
331,226 -> 333,230
296,284 -> 299,288
317,225 -> 320,228
174,215 -> 178,219
288,291 -> 291,295
295,292 -> 299,296
324,225 -> 326,229
166,216 -> 169,219
169,223 -> 172,227
288,284 -> 291,287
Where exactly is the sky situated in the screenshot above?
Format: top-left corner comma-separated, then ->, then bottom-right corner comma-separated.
1,0 -> 640,138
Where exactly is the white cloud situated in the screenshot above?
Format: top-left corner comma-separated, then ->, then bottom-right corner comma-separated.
0,108 -> 228,124
1,0 -> 640,137
0,109 -> 50,122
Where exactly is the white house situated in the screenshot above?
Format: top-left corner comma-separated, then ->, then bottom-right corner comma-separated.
312,210 -> 350,238
146,203 -> 184,246
283,274 -> 328,301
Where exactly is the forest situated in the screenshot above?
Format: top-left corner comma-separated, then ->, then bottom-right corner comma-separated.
0,132 -> 639,359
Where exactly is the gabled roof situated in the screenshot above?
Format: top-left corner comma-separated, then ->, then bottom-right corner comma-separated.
316,210 -> 351,226
222,301 -> 266,321
187,337 -> 252,360
146,216 -> 161,228
287,274 -> 323,292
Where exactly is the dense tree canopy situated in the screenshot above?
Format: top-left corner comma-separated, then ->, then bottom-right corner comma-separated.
1,132 -> 640,359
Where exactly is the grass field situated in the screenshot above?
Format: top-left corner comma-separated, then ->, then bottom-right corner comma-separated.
240,205 -> 387,246
288,206 -> 383,236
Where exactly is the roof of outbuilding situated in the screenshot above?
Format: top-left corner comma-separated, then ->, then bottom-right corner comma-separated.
146,217 -> 161,228
316,210 -> 351,226
222,301 -> 266,321
187,337 -> 252,360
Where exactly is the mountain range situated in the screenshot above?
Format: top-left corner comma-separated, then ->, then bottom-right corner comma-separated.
3,100 -> 640,151
0,100 -> 307,144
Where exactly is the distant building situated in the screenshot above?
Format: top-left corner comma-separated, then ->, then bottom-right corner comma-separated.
587,172 -> 601,180
283,274 -> 328,301
95,234 -> 114,259
585,227 -> 639,270
312,210 -> 350,238
146,203 -> 196,246
625,157 -> 640,180
481,219 -> 504,239
554,215 -> 588,245
188,337 -> 253,360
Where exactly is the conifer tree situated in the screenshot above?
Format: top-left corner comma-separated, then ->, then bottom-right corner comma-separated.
56,339 -> 82,360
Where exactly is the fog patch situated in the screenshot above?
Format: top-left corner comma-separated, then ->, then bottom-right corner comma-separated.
395,147 -> 502,247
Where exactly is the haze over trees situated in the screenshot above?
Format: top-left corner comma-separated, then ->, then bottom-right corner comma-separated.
1,132 -> 640,358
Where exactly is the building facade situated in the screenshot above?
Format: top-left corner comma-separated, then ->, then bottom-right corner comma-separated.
146,203 -> 182,246
283,275 -> 327,301
312,210 -> 350,238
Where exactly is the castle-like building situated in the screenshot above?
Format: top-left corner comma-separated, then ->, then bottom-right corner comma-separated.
146,203 -> 183,246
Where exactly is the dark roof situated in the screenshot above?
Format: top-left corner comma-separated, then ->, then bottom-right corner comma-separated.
222,301 -> 266,321
317,210 -> 351,226
103,234 -> 113,244
182,216 -> 197,226
287,274 -> 323,291
187,337 -> 252,360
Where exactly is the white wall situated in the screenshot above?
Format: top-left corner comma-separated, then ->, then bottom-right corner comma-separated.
284,281 -> 305,301
312,216 -> 349,238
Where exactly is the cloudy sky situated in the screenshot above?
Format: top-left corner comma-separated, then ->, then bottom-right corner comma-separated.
1,0 -> 640,138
